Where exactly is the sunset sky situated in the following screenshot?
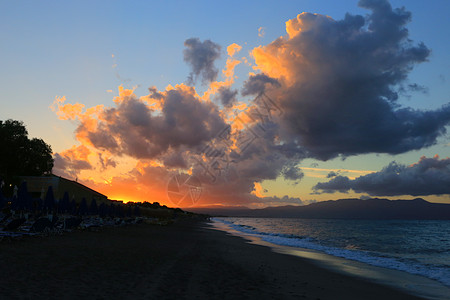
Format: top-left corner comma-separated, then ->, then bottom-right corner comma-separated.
1,0 -> 450,207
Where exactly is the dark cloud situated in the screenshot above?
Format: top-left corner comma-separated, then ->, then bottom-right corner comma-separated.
327,171 -> 338,178
80,86 -> 227,160
216,87 -> 238,107
98,153 -> 116,170
252,0 -> 450,160
148,86 -> 164,100
241,73 -> 280,96
186,120 -> 307,206
162,149 -> 189,169
183,38 -> 221,85
314,155 -> 450,196
407,83 -> 428,94
53,152 -> 92,179
282,163 -> 304,181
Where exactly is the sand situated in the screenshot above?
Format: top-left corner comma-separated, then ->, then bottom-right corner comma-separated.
0,220 -> 425,299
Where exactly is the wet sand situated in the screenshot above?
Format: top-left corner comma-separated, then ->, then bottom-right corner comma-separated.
0,220 -> 425,299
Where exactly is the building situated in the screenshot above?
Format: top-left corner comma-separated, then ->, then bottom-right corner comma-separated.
19,175 -> 108,203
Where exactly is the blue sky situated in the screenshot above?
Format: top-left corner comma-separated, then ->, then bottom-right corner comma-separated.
1,0 -> 449,206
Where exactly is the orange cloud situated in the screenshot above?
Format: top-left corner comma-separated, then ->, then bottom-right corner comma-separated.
227,43 -> 242,57
61,145 -> 91,161
113,85 -> 136,104
50,96 -> 85,120
223,58 -> 241,79
251,182 -> 264,197
252,45 -> 293,83
201,57 -> 241,101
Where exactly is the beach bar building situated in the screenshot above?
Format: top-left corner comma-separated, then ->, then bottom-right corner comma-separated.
19,175 -> 108,203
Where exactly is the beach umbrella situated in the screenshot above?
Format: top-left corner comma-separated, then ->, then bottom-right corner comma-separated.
78,198 -> 88,216
59,192 -> 70,214
109,203 -> 116,217
98,203 -> 107,218
16,182 -> 27,210
18,182 -> 33,212
116,205 -> 125,218
4,218 -> 26,231
10,195 -> 19,211
133,205 -> 141,217
89,199 -> 98,215
44,186 -> 55,213
69,199 -> 77,215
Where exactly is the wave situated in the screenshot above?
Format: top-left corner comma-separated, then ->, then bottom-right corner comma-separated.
214,218 -> 450,287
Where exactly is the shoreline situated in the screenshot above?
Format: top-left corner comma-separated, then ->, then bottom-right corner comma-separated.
211,219 -> 450,300
0,220 -> 428,299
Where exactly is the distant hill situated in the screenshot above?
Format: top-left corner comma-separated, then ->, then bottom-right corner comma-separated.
185,198 -> 450,219
185,205 -> 253,217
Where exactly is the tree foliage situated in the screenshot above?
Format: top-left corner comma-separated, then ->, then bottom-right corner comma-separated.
0,119 -> 54,178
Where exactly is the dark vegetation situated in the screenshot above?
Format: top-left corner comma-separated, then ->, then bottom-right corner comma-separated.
0,119 -> 54,196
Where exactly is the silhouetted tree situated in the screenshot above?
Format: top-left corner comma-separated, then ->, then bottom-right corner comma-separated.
0,119 -> 54,180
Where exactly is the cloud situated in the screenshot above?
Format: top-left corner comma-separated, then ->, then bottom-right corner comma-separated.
183,38 -> 221,85
258,27 -> 266,38
67,85 -> 227,160
216,87 -> 238,107
241,73 -> 280,96
51,1 -> 450,206
407,83 -> 428,94
50,96 -> 85,120
327,171 -> 338,178
313,155 -> 450,196
53,145 -> 93,179
53,83 -> 307,207
227,43 -> 242,57
281,163 -> 304,181
251,0 -> 450,160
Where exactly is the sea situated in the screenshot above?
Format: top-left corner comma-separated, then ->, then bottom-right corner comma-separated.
213,217 -> 450,299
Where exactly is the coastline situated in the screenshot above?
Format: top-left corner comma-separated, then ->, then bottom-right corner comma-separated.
0,220 -> 427,299
211,219 -> 450,300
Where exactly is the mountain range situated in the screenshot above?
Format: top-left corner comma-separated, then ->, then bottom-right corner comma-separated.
185,198 -> 450,219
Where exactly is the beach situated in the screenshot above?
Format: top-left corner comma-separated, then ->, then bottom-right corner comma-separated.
0,220 -> 425,299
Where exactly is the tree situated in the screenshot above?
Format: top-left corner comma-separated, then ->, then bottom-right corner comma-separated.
0,119 -> 54,179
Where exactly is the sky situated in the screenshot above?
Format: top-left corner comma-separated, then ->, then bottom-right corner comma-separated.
1,0 -> 450,208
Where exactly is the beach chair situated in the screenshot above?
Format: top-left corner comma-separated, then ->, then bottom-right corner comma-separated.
31,218 -> 53,233
3,218 -> 26,231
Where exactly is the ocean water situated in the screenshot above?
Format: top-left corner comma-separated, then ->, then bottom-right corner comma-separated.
214,217 -> 450,288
